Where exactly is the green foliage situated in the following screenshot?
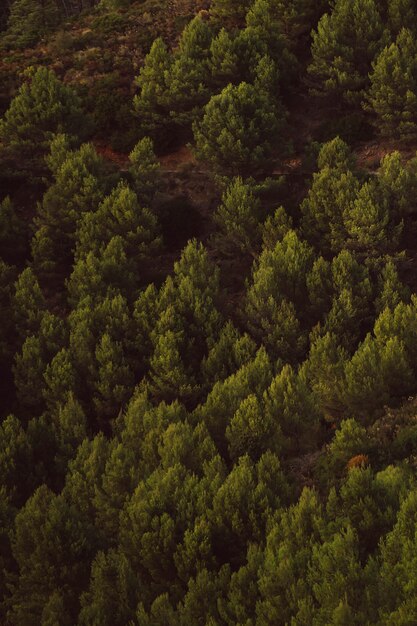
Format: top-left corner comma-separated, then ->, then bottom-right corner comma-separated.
128,136 -> 161,205
133,38 -> 172,139
301,137 -> 359,253
366,28 -> 417,139
0,67 -> 84,167
166,16 -> 213,126
344,180 -> 403,254
214,177 -> 262,256
193,80 -> 288,177
5,0 -> 61,48
13,267 -> 46,342
32,142 -> 107,283
309,0 -> 388,105
245,230 -> 314,358
74,180 -> 161,288
4,5 -> 417,624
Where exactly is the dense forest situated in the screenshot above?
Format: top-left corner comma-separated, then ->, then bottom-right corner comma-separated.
3,0 -> 417,624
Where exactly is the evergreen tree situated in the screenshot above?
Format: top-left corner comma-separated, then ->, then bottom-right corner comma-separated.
128,137 -> 161,205
0,261 -> 17,368
93,333 -> 135,423
375,259 -> 410,314
387,0 -> 417,36
133,38 -> 172,140
366,29 -> 417,139
214,177 -> 263,256
301,332 -> 347,420
263,364 -> 320,455
193,80 -> 287,177
378,151 -> 417,217
32,142 -> 106,283
197,347 -> 272,451
309,0 -> 388,105
13,267 -> 46,342
5,0 -> 61,48
344,180 -> 403,254
211,0 -> 254,24
308,525 -> 369,625
344,333 -> 414,417
226,393 -> 282,461
301,137 -> 359,253
319,251 -> 373,351
201,321 -> 257,387
166,16 -> 213,126
78,550 -> 137,626
257,488 -> 323,624
245,231 -> 314,357
75,181 -> 160,267
261,205 -> 293,249
0,67 -> 84,168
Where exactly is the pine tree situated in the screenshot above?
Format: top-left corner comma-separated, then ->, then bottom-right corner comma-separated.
301,138 -> 359,253
226,393 -> 282,461
32,142 -> 106,283
5,0 -> 61,48
366,29 -> 417,139
93,333 -> 134,423
0,261 -> 17,368
344,180 -> 403,254
211,0 -> 254,24
309,0 -> 388,105
78,550 -> 137,626
0,414 -> 32,505
201,321 -> 256,386
301,332 -> 347,420
146,327 -> 199,405
214,177 -> 262,256
128,137 -> 161,205
307,255 -> 333,321
53,393 -> 87,475
246,230 -> 315,336
308,525 -> 368,624
133,38 -> 172,140
387,0 -> 417,36
261,206 -> 293,249
166,16 -> 213,126
324,250 -> 373,350
375,259 -> 410,314
198,347 -> 272,450
209,28 -> 240,87
193,80 -> 287,177
70,235 -> 139,306
263,364 -> 320,454
378,151 -> 417,217
257,488 -> 323,624
75,181 -> 160,266
241,1 -> 298,86
0,67 -> 84,168
344,334 -> 414,417
13,267 -> 46,342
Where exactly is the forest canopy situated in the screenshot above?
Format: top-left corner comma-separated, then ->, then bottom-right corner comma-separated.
2,0 -> 417,624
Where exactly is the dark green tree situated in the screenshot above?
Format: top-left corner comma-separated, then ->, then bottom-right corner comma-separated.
366,29 -> 417,139
5,0 -> 60,48
309,0 -> 388,105
128,137 -> 161,205
0,67 -> 84,169
193,80 -> 287,177
213,177 -> 263,256
32,142 -> 106,283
